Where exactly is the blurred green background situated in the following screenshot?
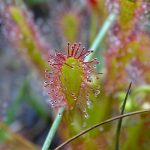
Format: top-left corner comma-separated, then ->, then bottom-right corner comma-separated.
0,0 -> 150,150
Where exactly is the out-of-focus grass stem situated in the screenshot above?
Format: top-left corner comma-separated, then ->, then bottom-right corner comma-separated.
85,12 -> 117,62
42,106 -> 65,150
115,82 -> 132,150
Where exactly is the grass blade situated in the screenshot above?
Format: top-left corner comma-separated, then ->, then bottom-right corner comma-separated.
115,82 -> 132,150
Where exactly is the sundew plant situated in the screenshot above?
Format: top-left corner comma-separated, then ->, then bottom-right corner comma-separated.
0,0 -> 150,150
45,43 -> 101,111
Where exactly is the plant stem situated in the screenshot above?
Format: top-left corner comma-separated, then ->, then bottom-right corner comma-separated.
85,12 -> 117,62
42,106 -> 65,150
115,82 -> 132,150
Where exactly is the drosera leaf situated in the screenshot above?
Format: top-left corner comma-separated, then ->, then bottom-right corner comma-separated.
45,43 -> 101,114
8,5 -> 50,74
60,57 -> 83,109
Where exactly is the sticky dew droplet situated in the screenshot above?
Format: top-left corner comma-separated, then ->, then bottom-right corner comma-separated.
84,113 -> 89,119
87,100 -> 92,109
86,94 -> 89,99
71,92 -> 75,96
93,65 -> 97,68
58,113 -> 62,117
83,108 -> 87,113
95,90 -> 100,97
74,97 -> 77,101
51,103 -> 55,108
71,66 -> 75,70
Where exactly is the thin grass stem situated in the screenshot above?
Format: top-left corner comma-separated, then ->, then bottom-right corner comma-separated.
42,106 -> 65,150
115,82 -> 132,150
84,12 -> 117,62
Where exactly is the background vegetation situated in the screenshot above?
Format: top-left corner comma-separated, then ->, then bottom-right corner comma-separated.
0,0 -> 150,150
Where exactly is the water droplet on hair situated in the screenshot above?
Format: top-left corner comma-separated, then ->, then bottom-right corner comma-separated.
71,92 -> 75,96
83,108 -> 86,113
58,113 -> 62,117
51,103 -> 55,108
87,100 -> 92,109
87,70 -> 91,74
54,100 -> 58,103
86,95 -> 89,100
71,66 -> 75,69
74,98 -> 77,101
87,79 -> 92,83
95,90 -> 100,97
84,113 -> 89,119
93,65 -> 97,68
